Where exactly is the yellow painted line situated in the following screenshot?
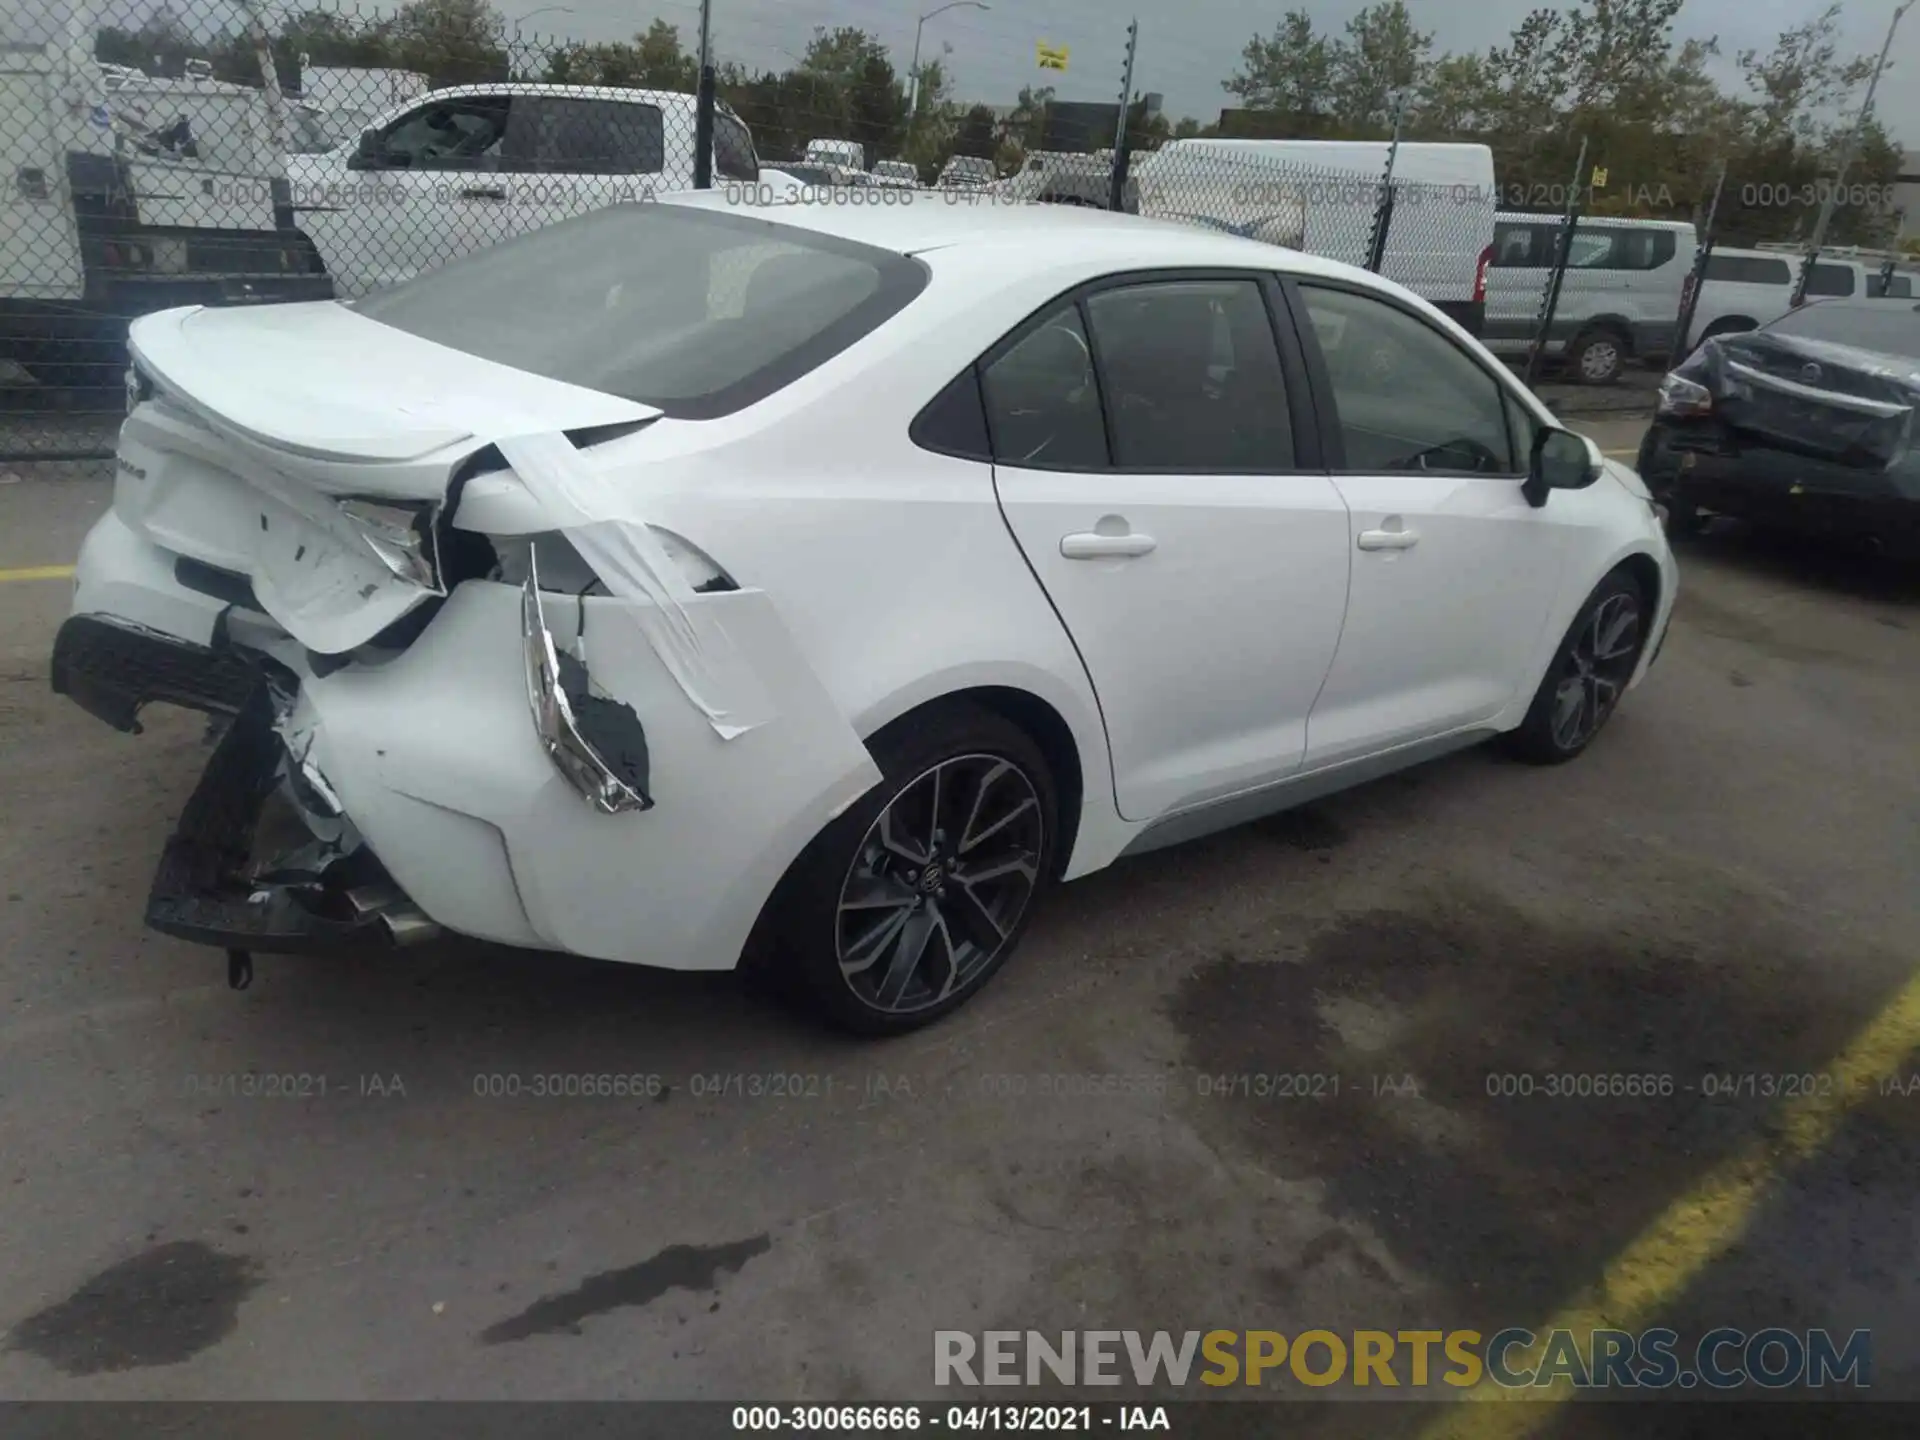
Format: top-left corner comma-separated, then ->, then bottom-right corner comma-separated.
0,564 -> 74,583
1421,966 -> 1920,1439
1602,448 -> 1639,458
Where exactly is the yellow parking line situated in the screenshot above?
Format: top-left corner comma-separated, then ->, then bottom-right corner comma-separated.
1602,448 -> 1639,457
1419,965 -> 1920,1437
0,564 -> 74,583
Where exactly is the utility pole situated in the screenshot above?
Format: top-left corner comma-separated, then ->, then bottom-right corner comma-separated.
1365,90 -> 1406,273
1526,137 -> 1587,387
1106,19 -> 1138,212
1674,160 -> 1728,356
692,0 -> 714,187
906,2 -> 990,147
1791,0 -> 1913,306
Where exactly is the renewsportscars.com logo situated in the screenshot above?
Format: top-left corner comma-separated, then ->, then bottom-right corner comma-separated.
933,1328 -> 1872,1390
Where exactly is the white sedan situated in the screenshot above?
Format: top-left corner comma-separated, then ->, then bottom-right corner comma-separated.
53,196 -> 1675,1033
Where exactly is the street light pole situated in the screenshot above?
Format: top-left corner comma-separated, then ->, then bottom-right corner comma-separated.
906,0 -> 989,135
1792,0 -> 1913,305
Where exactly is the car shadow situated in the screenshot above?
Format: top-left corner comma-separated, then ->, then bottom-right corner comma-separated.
1676,518 -> 1920,611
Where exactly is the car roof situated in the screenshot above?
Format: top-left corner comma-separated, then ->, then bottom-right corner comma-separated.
664,189 -> 1381,281
416,82 -> 700,111
1497,212 -> 1694,232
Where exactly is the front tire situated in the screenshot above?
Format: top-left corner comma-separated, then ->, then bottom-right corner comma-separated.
770,703 -> 1057,1036
1504,571 -> 1648,764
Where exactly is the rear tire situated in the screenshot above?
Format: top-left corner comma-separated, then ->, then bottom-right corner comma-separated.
768,702 -> 1058,1036
1503,571 -> 1648,765
1566,328 -> 1628,385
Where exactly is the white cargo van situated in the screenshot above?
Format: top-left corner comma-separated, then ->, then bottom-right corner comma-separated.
1483,213 -> 1696,383
1128,139 -> 1497,335
1681,248 -> 1915,351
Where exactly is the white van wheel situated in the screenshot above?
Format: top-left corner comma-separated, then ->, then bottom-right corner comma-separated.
1568,330 -> 1626,385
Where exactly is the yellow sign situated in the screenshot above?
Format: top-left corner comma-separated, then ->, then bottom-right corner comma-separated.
1592,166 -> 1609,188
1036,40 -> 1069,71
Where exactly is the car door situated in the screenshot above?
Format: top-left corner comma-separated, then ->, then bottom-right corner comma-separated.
1286,278 -> 1575,769
294,92 -> 513,295
496,94 -> 664,236
985,271 -> 1352,822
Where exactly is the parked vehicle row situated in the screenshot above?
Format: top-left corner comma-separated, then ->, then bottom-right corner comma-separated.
50,197 -> 1674,1033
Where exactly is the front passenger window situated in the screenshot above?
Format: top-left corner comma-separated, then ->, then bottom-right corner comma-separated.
980,304 -> 1108,469
1299,284 -> 1518,475
375,98 -> 511,170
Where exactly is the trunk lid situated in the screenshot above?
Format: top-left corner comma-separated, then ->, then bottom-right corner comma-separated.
118,301 -> 659,654
1700,330 -> 1917,468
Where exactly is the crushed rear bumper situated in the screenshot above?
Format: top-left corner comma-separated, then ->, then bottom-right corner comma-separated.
50,614 -> 437,958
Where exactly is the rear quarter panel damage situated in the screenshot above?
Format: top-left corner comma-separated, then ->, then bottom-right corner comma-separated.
298,580 -> 881,970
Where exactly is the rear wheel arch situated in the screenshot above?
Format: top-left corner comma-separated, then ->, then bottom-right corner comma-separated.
863,686 -> 1085,876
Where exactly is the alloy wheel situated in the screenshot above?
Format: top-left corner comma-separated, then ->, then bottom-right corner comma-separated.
1550,592 -> 1642,751
835,754 -> 1044,1015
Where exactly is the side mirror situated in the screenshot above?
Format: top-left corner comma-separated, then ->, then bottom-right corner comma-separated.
1522,426 -> 1602,508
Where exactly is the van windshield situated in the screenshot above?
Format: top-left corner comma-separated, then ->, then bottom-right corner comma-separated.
351,203 -> 927,418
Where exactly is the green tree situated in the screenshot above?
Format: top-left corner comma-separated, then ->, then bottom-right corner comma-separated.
1222,11 -> 1336,131
1330,1 -> 1433,136
544,20 -> 697,90
383,0 -> 508,88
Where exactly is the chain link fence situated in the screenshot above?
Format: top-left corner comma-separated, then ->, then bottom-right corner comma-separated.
7,1 -> 1915,460
4,0 -> 736,459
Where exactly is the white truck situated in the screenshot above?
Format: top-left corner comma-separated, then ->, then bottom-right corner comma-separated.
288,83 -> 785,297
1,5 -> 330,392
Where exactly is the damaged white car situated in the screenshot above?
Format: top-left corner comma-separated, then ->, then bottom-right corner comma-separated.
53,196 -> 1676,1033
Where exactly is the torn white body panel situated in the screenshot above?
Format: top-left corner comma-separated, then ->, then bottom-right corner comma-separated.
259,580 -> 878,969
496,430 -> 775,739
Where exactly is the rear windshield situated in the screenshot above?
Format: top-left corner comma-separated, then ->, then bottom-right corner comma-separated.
1764,302 -> 1920,361
350,203 -> 926,418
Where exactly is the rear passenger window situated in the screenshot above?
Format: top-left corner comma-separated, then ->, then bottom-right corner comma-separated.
1082,279 -> 1294,470
1569,229 -> 1677,270
1806,263 -> 1855,297
503,98 -> 664,174
1706,254 -> 1792,285
1885,274 -> 1914,299
980,303 -> 1109,469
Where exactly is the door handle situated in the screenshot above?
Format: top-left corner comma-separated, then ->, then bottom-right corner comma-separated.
1357,527 -> 1420,551
460,186 -> 508,200
1061,531 -> 1157,560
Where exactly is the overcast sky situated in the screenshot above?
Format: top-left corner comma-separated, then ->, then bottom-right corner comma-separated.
505,0 -> 1918,147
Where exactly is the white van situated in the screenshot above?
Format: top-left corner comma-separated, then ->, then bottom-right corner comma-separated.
1483,213 -> 1697,383
1682,248 -> 1914,350
1128,139 -> 1497,336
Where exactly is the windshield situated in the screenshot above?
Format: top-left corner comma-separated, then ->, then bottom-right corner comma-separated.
351,203 -> 926,418
1764,301 -> 1920,361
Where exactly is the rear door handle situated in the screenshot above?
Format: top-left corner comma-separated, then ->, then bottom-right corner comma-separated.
1357,527 -> 1420,551
460,186 -> 508,200
1061,531 -> 1157,559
